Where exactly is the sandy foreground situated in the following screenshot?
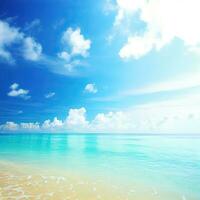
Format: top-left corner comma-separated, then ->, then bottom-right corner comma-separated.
0,160 -> 188,200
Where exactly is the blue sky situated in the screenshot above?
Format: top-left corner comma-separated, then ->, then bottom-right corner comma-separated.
1,0 -> 200,133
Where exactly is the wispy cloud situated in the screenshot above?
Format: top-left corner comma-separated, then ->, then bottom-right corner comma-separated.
92,72 -> 200,102
45,92 -> 55,99
24,18 -> 41,31
53,18 -> 65,30
122,73 -> 200,96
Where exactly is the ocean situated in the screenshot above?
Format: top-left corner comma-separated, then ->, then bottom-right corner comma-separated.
0,133 -> 199,200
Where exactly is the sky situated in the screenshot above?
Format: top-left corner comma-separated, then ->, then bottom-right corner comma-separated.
1,0 -> 200,133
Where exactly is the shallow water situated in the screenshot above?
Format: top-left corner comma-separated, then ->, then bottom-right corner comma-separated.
0,134 -> 200,199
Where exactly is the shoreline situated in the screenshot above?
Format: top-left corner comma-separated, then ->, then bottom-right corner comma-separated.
0,160 -> 189,200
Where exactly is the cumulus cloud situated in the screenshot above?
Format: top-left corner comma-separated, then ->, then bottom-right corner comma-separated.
84,83 -> 98,94
20,122 -> 40,130
62,27 -> 91,57
109,0 -> 200,59
0,122 -> 19,131
0,108 -> 88,133
119,33 -> 155,59
1,99 -> 200,133
7,83 -> 30,100
90,111 -> 130,132
66,107 -> 89,130
45,92 -> 55,99
0,19 -> 42,63
0,20 -> 23,63
42,117 -> 63,130
22,37 -> 42,61
114,0 -> 144,26
0,122 -> 40,132
0,19 -> 90,75
57,27 -> 91,71
10,83 -> 19,90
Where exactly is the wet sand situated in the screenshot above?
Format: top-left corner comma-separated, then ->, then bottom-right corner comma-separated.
0,160 -> 190,200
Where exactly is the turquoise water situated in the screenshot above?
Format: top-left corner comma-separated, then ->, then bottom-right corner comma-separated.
0,134 -> 200,199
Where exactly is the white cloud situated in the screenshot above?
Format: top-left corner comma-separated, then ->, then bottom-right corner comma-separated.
23,37 -> 42,61
119,33 -> 156,59
45,92 -> 55,99
84,83 -> 98,94
62,27 -> 91,57
0,19 -> 91,76
57,27 -> 91,71
109,0 -> 200,59
0,19 -> 42,63
65,107 -> 89,130
90,111 -> 131,132
0,122 -> 40,132
57,51 -> 70,62
0,122 -> 19,131
7,83 -> 30,100
8,89 -> 29,98
88,95 -> 200,133
20,122 -> 40,130
114,0 -> 144,26
0,20 -> 23,63
10,83 -> 19,90
42,117 -> 63,130
1,101 -> 200,133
